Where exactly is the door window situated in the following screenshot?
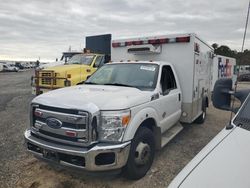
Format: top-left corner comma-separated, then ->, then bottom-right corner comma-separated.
160,66 -> 177,95
94,56 -> 105,68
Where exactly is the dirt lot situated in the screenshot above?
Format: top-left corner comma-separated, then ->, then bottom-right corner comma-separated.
0,70 -> 247,188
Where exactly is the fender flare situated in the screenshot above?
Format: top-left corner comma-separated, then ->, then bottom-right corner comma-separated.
122,107 -> 160,142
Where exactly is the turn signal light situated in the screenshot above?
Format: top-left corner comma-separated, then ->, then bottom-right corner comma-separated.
122,115 -> 131,127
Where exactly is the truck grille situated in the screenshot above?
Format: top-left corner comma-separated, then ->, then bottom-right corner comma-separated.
32,105 -> 90,146
35,116 -> 86,129
40,72 -> 57,85
39,129 -> 79,142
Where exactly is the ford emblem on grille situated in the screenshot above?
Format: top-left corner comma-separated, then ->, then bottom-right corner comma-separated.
46,118 -> 62,129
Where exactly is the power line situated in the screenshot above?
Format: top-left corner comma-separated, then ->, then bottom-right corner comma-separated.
241,0 -> 250,53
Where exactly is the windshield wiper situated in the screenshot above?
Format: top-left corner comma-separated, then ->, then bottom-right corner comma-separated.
84,82 -> 98,85
104,83 -> 138,88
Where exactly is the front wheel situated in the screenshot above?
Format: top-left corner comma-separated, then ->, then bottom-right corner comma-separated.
123,127 -> 155,180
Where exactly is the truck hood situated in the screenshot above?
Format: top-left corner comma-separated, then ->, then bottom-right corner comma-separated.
43,64 -> 90,75
33,85 -> 153,111
169,127 -> 250,188
40,61 -> 64,69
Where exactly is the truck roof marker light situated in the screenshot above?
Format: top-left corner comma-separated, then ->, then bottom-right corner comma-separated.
148,39 -> 158,44
112,42 -> 121,47
176,36 -> 190,43
132,40 -> 143,45
125,41 -> 133,46
148,38 -> 168,44
159,38 -> 169,44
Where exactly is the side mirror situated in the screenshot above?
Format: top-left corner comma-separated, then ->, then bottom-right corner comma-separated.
212,78 -> 250,112
212,78 -> 233,111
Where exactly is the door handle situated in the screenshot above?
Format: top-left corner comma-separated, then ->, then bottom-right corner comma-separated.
178,93 -> 181,101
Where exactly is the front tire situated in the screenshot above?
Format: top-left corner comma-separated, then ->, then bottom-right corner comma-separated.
123,127 -> 155,180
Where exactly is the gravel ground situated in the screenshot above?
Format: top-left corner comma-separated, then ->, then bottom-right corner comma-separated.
0,70 -> 248,188
0,70 -> 34,188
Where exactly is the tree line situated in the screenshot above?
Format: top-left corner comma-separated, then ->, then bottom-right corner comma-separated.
212,43 -> 250,65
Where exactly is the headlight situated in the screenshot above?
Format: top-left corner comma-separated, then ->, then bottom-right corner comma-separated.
99,110 -> 131,142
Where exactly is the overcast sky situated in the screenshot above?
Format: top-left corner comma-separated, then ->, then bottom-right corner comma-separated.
0,0 -> 249,62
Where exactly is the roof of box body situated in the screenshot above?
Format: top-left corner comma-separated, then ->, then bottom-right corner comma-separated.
112,33 -> 195,42
107,61 -> 171,66
112,33 -> 213,50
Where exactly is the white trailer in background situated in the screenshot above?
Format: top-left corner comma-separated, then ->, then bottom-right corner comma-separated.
211,55 -> 237,91
112,33 -> 214,123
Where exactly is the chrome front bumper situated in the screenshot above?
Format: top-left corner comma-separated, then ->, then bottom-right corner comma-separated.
24,129 -> 131,171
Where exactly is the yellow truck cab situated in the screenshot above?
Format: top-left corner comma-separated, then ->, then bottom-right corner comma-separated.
32,53 -> 106,95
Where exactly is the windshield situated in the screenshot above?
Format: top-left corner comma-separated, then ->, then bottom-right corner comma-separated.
85,63 -> 159,90
233,93 -> 250,129
66,54 -> 94,65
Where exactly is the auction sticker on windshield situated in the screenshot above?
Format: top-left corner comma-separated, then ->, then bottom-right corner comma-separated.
140,65 -> 156,71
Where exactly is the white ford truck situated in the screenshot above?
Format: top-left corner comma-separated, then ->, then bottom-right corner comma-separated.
24,33 -> 213,179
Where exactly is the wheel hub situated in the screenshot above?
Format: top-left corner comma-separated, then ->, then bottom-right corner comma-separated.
134,142 -> 151,166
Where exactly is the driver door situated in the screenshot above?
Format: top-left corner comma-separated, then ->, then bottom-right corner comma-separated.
155,65 -> 182,133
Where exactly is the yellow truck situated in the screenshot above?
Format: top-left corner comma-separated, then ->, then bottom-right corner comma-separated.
32,34 -> 111,95
32,53 -> 106,95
